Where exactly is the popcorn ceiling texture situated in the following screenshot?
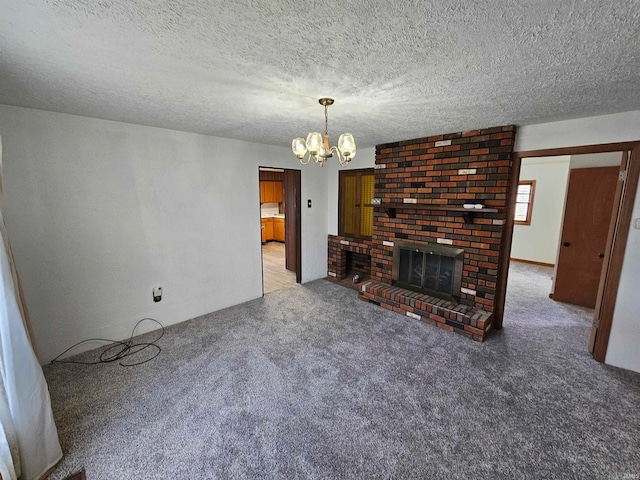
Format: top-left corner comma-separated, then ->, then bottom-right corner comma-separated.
1,1 -> 639,147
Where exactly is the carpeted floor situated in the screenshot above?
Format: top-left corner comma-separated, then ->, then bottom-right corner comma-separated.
43,262 -> 640,479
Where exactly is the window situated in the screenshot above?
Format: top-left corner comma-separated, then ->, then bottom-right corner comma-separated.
339,168 -> 375,238
514,180 -> 535,225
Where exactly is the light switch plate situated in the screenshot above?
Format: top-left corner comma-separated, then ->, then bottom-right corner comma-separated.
634,218 -> 640,229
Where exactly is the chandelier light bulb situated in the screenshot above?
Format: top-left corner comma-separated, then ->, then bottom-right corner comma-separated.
338,133 -> 356,158
306,132 -> 323,155
292,137 -> 307,159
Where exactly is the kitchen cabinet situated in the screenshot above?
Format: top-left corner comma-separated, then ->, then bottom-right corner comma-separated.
261,217 -> 285,243
261,218 -> 274,243
260,181 -> 283,204
273,182 -> 283,203
274,218 -> 285,242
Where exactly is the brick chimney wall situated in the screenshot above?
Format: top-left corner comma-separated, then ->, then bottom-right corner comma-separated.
370,125 -> 517,312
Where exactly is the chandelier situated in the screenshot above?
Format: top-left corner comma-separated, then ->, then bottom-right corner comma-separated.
292,98 -> 356,167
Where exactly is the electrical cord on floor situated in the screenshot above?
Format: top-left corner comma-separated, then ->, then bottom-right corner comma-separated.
51,318 -> 165,367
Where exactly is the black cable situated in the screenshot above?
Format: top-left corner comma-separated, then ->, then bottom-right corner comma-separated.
51,318 -> 165,367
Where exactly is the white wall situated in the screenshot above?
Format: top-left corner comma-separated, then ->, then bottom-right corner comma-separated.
517,111 -> 640,373
511,153 -> 622,265
515,111 -> 640,152
511,157 -> 570,265
569,151 -> 623,169
327,147 -> 376,236
606,189 -> 640,372
0,105 -> 328,364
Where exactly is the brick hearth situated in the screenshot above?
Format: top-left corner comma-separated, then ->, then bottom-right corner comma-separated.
359,281 -> 492,341
328,125 -> 516,342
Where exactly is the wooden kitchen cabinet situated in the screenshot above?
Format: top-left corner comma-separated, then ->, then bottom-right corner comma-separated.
263,182 -> 272,202
273,182 -> 283,203
260,181 -> 283,204
274,217 -> 285,242
261,218 -> 274,243
262,217 -> 284,243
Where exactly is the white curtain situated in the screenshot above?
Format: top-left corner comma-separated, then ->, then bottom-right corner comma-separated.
0,137 -> 62,479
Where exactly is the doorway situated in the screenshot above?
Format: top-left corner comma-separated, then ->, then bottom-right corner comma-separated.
499,143 -> 640,363
506,154 -> 622,344
259,167 -> 301,294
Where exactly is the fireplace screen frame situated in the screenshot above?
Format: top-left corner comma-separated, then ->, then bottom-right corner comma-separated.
392,240 -> 464,303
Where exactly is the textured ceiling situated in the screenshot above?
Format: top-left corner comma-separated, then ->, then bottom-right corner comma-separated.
1,1 -> 639,148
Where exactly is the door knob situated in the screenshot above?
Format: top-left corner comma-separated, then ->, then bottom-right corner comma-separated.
563,242 -> 570,247
599,253 -> 605,258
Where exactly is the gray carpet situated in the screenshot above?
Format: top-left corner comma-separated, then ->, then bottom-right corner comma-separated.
43,262 -> 640,479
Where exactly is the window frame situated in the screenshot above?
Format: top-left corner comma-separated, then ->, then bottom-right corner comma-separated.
514,179 -> 536,226
338,168 -> 375,239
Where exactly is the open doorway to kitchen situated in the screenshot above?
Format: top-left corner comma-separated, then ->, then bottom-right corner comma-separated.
259,167 -> 301,294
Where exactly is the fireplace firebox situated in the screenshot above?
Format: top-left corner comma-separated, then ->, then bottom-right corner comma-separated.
392,241 -> 464,303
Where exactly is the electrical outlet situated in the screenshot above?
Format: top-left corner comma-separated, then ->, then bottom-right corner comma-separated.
153,286 -> 162,303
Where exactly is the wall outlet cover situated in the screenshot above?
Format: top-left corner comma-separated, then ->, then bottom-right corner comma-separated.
153,286 -> 162,302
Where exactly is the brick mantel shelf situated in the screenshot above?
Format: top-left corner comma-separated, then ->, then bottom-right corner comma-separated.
376,203 -> 501,222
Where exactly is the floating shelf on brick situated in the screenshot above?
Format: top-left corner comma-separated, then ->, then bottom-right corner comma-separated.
375,204 -> 500,223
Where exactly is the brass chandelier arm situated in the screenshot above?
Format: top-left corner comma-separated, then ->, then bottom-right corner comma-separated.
299,154 -> 312,165
331,146 -> 352,167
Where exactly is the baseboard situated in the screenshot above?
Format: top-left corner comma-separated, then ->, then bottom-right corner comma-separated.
510,258 -> 555,268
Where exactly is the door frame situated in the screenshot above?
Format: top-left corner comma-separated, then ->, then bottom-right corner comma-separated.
495,141 -> 640,362
258,166 -> 302,295
283,168 -> 302,283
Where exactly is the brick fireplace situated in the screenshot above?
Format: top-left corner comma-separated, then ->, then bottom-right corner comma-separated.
328,125 -> 516,341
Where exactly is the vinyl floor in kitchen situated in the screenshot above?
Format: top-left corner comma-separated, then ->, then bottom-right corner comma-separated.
262,241 -> 296,294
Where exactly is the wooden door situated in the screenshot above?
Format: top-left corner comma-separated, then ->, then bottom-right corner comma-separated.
589,151 -> 630,354
553,166 -> 619,308
339,169 -> 375,238
284,169 -> 301,282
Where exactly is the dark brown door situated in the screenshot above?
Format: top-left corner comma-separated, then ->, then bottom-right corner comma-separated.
284,169 -> 301,282
554,166 -> 619,308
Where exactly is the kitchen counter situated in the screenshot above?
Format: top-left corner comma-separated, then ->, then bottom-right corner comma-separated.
261,213 -> 285,218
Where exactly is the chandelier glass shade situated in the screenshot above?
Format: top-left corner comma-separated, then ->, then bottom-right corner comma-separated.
292,98 -> 356,167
